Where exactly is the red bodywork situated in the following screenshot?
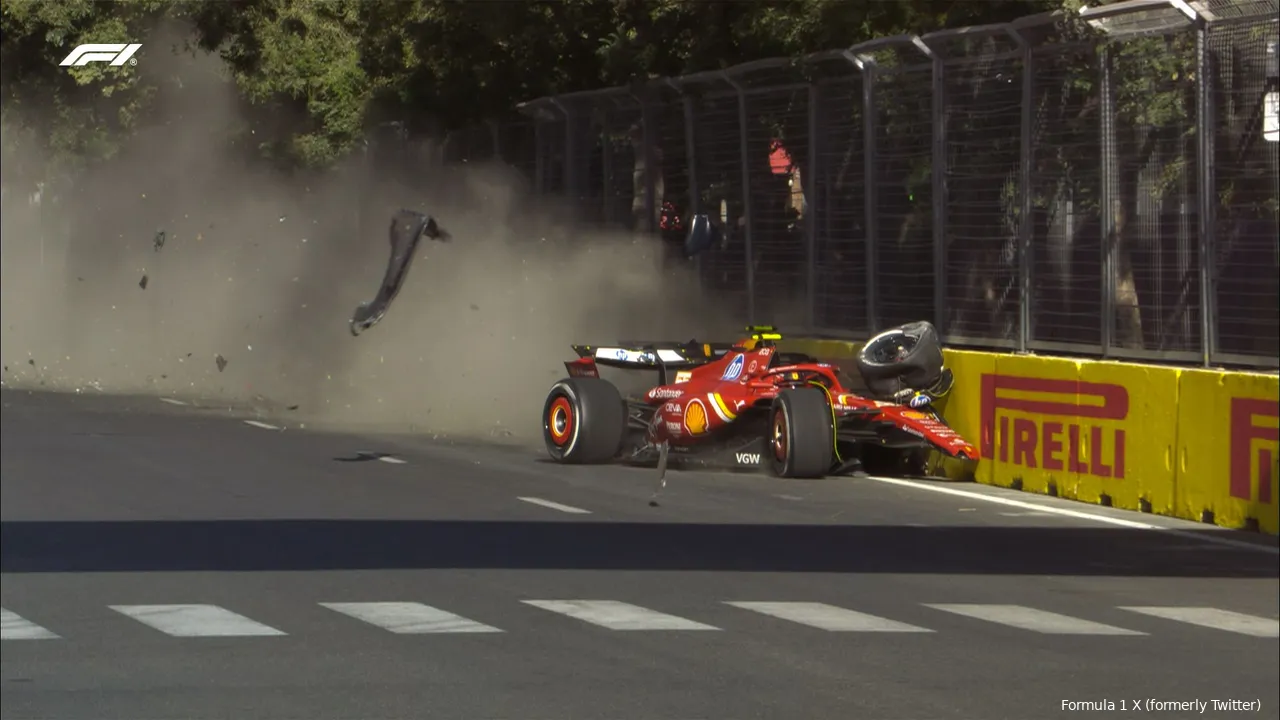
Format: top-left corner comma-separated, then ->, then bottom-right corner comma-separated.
563,337 -> 979,460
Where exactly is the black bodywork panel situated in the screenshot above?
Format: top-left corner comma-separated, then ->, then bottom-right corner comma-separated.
350,209 -> 451,336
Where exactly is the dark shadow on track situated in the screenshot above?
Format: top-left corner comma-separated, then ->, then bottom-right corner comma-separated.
2,519 -> 1275,577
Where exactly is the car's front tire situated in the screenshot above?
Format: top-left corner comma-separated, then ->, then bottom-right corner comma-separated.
543,377 -> 627,464
767,387 -> 835,478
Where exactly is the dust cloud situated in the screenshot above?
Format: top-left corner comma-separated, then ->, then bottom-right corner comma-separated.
0,46 -> 740,443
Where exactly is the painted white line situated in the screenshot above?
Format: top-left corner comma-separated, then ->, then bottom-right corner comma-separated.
865,475 -> 1280,556
110,604 -> 287,637
243,420 -> 280,431
924,604 -> 1145,635
378,456 -> 407,464
321,602 -> 501,634
726,601 -> 933,633
523,600 -> 720,631
1,608 -> 59,640
1119,606 -> 1280,638
158,397 -> 187,406
517,496 -> 591,514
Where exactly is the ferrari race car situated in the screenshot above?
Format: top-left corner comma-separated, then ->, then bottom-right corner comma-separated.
540,322 -> 978,480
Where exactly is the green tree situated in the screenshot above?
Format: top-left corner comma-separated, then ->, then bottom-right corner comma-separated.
1,0 -> 172,178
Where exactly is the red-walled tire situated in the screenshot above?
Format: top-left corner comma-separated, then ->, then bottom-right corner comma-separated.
543,377 -> 626,464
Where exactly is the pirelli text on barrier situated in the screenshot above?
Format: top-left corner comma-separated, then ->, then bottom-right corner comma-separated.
980,375 -> 1128,479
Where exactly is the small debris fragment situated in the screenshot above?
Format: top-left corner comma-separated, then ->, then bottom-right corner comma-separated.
286,404 -> 299,411
470,303 -> 479,311
28,359 -> 34,366
139,274 -> 148,290
215,354 -> 228,372
153,230 -> 166,252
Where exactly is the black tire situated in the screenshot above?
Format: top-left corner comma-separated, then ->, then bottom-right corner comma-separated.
855,321 -> 945,398
767,387 -> 835,478
542,377 -> 627,464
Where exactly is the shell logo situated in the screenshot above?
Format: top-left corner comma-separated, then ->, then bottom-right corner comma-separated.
683,398 -> 709,435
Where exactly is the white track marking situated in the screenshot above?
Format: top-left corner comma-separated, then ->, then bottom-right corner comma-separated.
1,608 -> 59,640
110,604 -> 286,637
523,600 -> 720,631
1119,607 -> 1280,638
321,602 -> 501,634
726,601 -> 933,633
517,496 -> 591,514
243,420 -> 280,431
865,475 -> 1280,556
353,451 -> 406,464
924,604 -> 1145,635
158,397 -> 187,406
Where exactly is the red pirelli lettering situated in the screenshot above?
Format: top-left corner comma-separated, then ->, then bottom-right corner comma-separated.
981,374 -> 1128,479
1229,397 -> 1280,503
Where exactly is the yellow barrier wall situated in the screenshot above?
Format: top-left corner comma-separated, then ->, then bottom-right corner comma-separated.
1177,369 -> 1279,534
781,338 -> 1279,535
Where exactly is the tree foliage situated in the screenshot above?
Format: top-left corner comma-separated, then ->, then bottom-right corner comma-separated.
2,0 -> 1070,173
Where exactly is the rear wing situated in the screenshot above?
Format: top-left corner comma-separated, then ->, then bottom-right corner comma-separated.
562,328 -> 786,385
565,342 -> 736,385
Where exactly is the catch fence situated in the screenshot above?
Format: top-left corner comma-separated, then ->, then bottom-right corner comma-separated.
447,0 -> 1280,370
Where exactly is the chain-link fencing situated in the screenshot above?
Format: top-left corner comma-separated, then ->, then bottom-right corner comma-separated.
461,0 -> 1279,369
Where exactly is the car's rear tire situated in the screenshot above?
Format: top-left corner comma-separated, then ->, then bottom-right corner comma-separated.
543,377 -> 627,464
767,387 -> 835,478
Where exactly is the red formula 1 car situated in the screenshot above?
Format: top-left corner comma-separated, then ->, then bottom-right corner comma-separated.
540,324 -> 979,480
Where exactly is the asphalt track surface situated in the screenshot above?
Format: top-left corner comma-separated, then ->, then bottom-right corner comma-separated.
2,389 -> 1278,720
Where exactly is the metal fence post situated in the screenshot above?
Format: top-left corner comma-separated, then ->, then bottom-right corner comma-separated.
1195,23 -> 1218,367
636,90 -> 658,235
806,82 -> 820,332
722,70 -> 756,325
680,89 -> 700,218
681,88 -> 702,275
486,119 -> 501,163
1098,45 -> 1117,356
533,119 -> 546,194
1012,28 -> 1035,354
843,51 -> 880,334
930,46 -> 947,337
551,97 -> 578,211
598,100 -> 613,224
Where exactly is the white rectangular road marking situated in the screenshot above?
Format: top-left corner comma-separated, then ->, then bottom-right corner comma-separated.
158,397 -> 187,406
1,608 -> 59,640
924,604 -> 1145,635
517,496 -> 591,514
726,601 -> 934,633
1120,607 -> 1280,638
321,602 -> 502,634
243,420 -> 280,431
523,600 -> 720,631
110,604 -> 287,637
